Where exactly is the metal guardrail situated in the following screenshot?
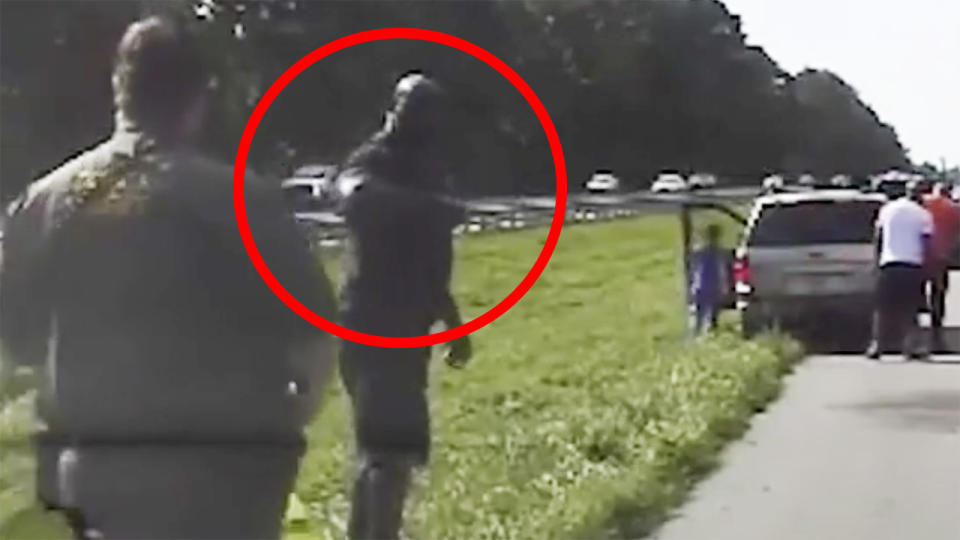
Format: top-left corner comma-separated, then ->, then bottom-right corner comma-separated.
294,188 -> 760,247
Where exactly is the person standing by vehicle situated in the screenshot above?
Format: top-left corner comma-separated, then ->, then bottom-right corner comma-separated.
923,181 -> 960,351
0,17 -> 336,538
336,73 -> 472,540
689,224 -> 727,334
866,181 -> 934,360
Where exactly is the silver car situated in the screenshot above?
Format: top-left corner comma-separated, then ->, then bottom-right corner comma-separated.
736,190 -> 887,350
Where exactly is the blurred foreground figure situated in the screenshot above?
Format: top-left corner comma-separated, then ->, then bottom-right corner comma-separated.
0,17 -> 335,539
922,182 -> 960,352
337,73 -> 472,540
866,180 -> 933,360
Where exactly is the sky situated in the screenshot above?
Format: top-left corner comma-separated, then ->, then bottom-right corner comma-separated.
722,0 -> 960,168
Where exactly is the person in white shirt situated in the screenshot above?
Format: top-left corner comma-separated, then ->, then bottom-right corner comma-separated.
866,181 -> 934,360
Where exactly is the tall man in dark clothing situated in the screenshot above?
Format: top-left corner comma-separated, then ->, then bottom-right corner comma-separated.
337,73 -> 472,540
0,18 -> 336,539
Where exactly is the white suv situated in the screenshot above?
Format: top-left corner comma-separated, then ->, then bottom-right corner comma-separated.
736,190 -> 887,351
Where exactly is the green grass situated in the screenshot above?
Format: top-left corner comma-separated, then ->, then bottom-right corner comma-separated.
297,216 -> 800,539
0,215 -> 801,539
0,390 -> 38,528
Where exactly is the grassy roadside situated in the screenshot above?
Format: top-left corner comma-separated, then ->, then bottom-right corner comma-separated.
295,216 -> 801,539
0,389 -> 44,534
0,215 -> 800,539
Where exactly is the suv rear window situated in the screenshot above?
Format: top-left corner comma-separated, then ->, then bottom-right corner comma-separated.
748,200 -> 881,246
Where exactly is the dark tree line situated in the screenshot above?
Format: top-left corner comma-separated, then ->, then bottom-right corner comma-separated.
0,0 -> 910,202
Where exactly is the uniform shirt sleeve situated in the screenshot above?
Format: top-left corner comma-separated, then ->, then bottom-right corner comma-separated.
176,157 -> 337,341
244,174 -> 338,338
0,190 -> 55,366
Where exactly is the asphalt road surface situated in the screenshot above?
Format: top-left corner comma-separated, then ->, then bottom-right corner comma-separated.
653,274 -> 960,540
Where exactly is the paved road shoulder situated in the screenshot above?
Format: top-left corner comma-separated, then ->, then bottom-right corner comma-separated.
653,355 -> 960,540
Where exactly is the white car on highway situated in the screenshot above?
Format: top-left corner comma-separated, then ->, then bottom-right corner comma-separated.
797,173 -> 817,187
651,173 -> 687,193
586,171 -> 620,193
688,173 -> 717,190
736,190 -> 887,351
829,174 -> 853,188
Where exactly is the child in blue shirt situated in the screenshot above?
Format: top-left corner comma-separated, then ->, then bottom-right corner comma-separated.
690,224 -> 727,334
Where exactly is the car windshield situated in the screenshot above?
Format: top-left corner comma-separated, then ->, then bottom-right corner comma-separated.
748,200 -> 881,246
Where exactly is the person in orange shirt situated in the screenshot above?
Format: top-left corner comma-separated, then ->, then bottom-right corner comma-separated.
923,181 -> 960,351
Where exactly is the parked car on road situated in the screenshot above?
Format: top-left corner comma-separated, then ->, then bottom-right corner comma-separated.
688,173 -> 717,190
586,171 -> 620,193
651,173 -> 687,193
735,190 -> 887,351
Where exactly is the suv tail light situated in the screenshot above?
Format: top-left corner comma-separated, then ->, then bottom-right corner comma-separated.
733,256 -> 751,284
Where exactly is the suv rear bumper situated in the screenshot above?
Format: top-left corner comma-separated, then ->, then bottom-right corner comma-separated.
740,294 -> 873,322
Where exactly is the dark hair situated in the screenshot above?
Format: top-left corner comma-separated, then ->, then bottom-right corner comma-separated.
388,72 -> 456,143
112,17 -> 207,136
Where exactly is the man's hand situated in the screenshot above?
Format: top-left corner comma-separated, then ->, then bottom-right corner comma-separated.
443,335 -> 472,369
437,292 -> 471,368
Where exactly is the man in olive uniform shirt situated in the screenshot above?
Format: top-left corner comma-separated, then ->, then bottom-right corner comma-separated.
337,73 -> 472,540
0,18 -> 335,539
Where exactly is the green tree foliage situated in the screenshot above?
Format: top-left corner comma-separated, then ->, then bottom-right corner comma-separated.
0,0 -> 910,202
787,69 -> 909,178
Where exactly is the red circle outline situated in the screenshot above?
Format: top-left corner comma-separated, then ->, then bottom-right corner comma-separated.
234,28 -> 567,348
